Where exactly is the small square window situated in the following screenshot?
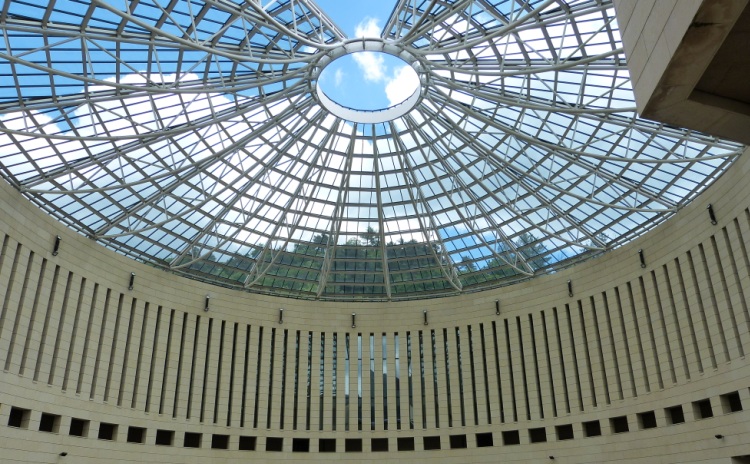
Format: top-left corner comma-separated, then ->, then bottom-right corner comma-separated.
97,422 -> 117,441
238,436 -> 256,451
529,427 -> 547,443
319,438 -> 336,452
212,434 -> 229,450
266,437 -> 283,452
69,418 -> 89,437
397,437 -> 415,451
721,391 -> 743,413
476,432 -> 493,447
556,424 -> 574,440
345,438 -> 363,452
39,413 -> 61,433
693,399 -> 713,419
583,420 -> 601,437
449,434 -> 467,449
638,411 -> 657,429
7,407 -> 30,429
155,429 -> 174,446
423,436 -> 441,450
371,438 -> 388,452
502,430 -> 520,445
666,405 -> 685,424
610,416 -> 629,433
184,432 -> 202,448
126,426 -> 146,444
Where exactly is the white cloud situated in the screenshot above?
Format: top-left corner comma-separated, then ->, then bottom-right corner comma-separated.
352,51 -> 386,82
354,17 -> 380,38
385,65 -> 421,106
334,68 -> 344,87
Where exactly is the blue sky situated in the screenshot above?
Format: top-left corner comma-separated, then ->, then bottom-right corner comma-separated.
313,1 -> 419,111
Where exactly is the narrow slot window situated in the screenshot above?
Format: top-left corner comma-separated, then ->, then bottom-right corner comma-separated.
382,333 -> 388,430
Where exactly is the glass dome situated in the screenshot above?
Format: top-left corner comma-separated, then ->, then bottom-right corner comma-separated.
0,0 -> 743,300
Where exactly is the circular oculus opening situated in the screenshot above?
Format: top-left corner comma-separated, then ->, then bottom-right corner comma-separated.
315,50 -> 421,124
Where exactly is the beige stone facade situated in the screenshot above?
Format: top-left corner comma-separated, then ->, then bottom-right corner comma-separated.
1,1 -> 750,462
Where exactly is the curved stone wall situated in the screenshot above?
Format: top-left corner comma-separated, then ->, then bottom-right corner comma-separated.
1,140 -> 750,462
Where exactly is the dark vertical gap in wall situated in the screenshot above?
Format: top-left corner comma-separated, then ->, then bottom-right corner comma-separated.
650,271 -> 677,384
479,324 -> 492,424
253,326 -> 264,428
266,327 -> 276,429
419,330 -> 426,428
600,292 -> 623,399
4,250 -> 35,371
540,311 -> 558,416
332,332 -> 337,430
116,298 -> 138,406
345,332 -> 351,431
467,325 -> 479,425
319,332 -> 325,431
381,333 -> 388,430
0,234 -> 9,271
504,319 -> 518,421
492,320 -> 504,422
431,329 -> 440,428
214,320 -> 225,424
89,287 -> 110,399
394,333 -> 401,430
186,314 -> 201,420
612,289 -> 636,397
20,258 -> 47,376
62,277 -> 86,391
76,282 -> 98,395
307,331 -> 313,431
228,322 -> 238,426
406,332 -> 415,430
726,223 -> 750,347
370,333 -> 375,431
528,314 -> 544,419
293,330 -> 301,430
734,217 -> 750,333
102,291 -> 123,401
674,256 -> 704,372
711,234 -> 744,357
577,301 -> 597,406
280,328 -> 288,429
131,302 -> 150,408
697,244 -> 729,362
48,271 -> 74,386
516,317 -> 531,420
638,277 -> 664,389
35,265 -> 61,383
199,317 -> 214,422
159,309 -> 175,415
0,243 -> 22,339
553,307 -> 571,413
625,283 -> 649,393
240,325 -> 250,427
172,313 -> 188,418
443,328 -> 453,427
564,304 -> 584,409
145,305 -> 162,412
662,263 -> 691,379
455,327 -> 466,426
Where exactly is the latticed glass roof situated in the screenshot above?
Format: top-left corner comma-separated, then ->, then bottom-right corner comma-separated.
0,0 -> 743,300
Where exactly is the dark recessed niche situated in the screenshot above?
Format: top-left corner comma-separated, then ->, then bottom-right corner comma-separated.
476,432 -> 494,447
319,438 -> 336,452
397,437 -> 415,451
610,416 -> 629,433
8,407 -> 30,429
345,438 -> 363,452
638,411 -> 657,429
212,434 -> 229,450
556,424 -> 574,440
423,435 -> 441,450
666,405 -> 685,424
266,437 -> 283,452
721,391 -> 743,413
69,418 -> 89,437
583,420 -> 601,437
39,413 -> 60,433
694,399 -> 714,419
529,427 -> 547,443
372,438 -> 389,452
97,422 -> 117,441
502,430 -> 520,445
126,426 -> 146,444
238,436 -> 256,451
155,429 -> 174,446
450,434 -> 467,449
292,438 -> 310,452
184,432 -> 202,448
